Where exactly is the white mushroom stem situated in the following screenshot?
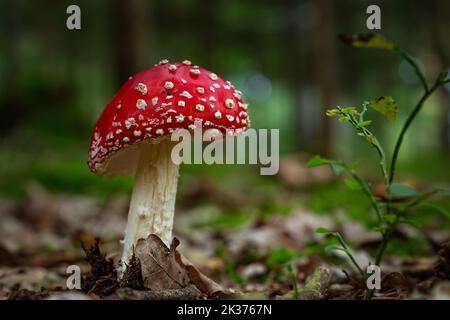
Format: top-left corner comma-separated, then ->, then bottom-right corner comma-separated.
119,139 -> 179,276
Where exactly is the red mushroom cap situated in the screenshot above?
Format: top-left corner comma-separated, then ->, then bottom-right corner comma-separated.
88,60 -> 250,176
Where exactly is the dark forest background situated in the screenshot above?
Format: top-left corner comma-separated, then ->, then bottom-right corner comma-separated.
0,0 -> 449,196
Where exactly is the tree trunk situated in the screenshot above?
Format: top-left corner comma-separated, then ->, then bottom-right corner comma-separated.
112,0 -> 152,83
283,0 -> 313,152
432,0 -> 450,154
312,0 -> 337,156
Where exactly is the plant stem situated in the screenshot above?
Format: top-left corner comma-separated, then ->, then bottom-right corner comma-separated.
348,169 -> 383,223
335,233 -> 365,277
345,250 -> 365,277
287,264 -> 300,300
374,216 -> 399,266
344,43 -> 448,300
365,214 -> 401,300
404,190 -> 439,211
345,113 -> 389,186
394,46 -> 428,92
366,78 -> 444,299
388,80 -> 442,185
371,137 -> 389,187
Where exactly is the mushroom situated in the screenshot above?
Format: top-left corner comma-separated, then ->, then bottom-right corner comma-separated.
88,60 -> 250,275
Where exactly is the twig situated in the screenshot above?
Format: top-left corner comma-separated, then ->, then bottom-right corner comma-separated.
394,46 -> 429,92
346,166 -> 383,223
388,79 -> 442,185
334,233 -> 366,277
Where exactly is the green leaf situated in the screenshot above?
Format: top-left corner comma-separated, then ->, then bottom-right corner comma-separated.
340,107 -> 358,115
307,155 -> 330,168
369,96 -> 398,122
344,179 -> 362,190
324,244 -> 346,254
385,214 -> 397,224
339,34 -> 395,50
315,227 -> 332,234
339,117 -> 350,123
326,109 -> 340,117
390,183 -> 418,197
307,156 -> 347,175
330,163 -> 346,175
357,120 -> 372,127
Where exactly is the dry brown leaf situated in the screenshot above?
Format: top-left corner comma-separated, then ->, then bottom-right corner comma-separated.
135,235 -> 223,297
183,258 -> 224,297
135,235 -> 191,290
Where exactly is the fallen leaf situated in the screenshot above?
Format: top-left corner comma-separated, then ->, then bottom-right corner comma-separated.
135,235 -> 224,297
135,236 -> 191,290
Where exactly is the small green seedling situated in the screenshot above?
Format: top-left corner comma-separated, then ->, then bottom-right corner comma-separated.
310,34 -> 450,300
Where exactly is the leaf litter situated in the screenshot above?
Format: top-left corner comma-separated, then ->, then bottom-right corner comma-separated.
1,180 -> 449,300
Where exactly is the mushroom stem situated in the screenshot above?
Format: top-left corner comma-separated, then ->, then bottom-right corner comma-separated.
119,139 -> 179,276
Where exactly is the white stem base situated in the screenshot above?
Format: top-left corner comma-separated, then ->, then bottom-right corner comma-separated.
119,139 -> 179,276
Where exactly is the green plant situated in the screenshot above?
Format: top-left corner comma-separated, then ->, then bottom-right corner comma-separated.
286,263 -> 300,300
309,34 -> 450,300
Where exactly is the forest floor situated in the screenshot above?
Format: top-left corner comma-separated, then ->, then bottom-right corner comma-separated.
1,155 -> 450,300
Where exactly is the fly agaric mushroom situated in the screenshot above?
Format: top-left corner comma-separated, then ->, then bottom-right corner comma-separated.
88,60 -> 250,275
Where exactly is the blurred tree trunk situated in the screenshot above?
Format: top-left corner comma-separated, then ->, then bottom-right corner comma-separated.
312,0 -> 337,156
112,0 -> 151,83
203,0 -> 217,68
432,0 -> 450,154
283,0 -> 314,153
1,1 -> 23,133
